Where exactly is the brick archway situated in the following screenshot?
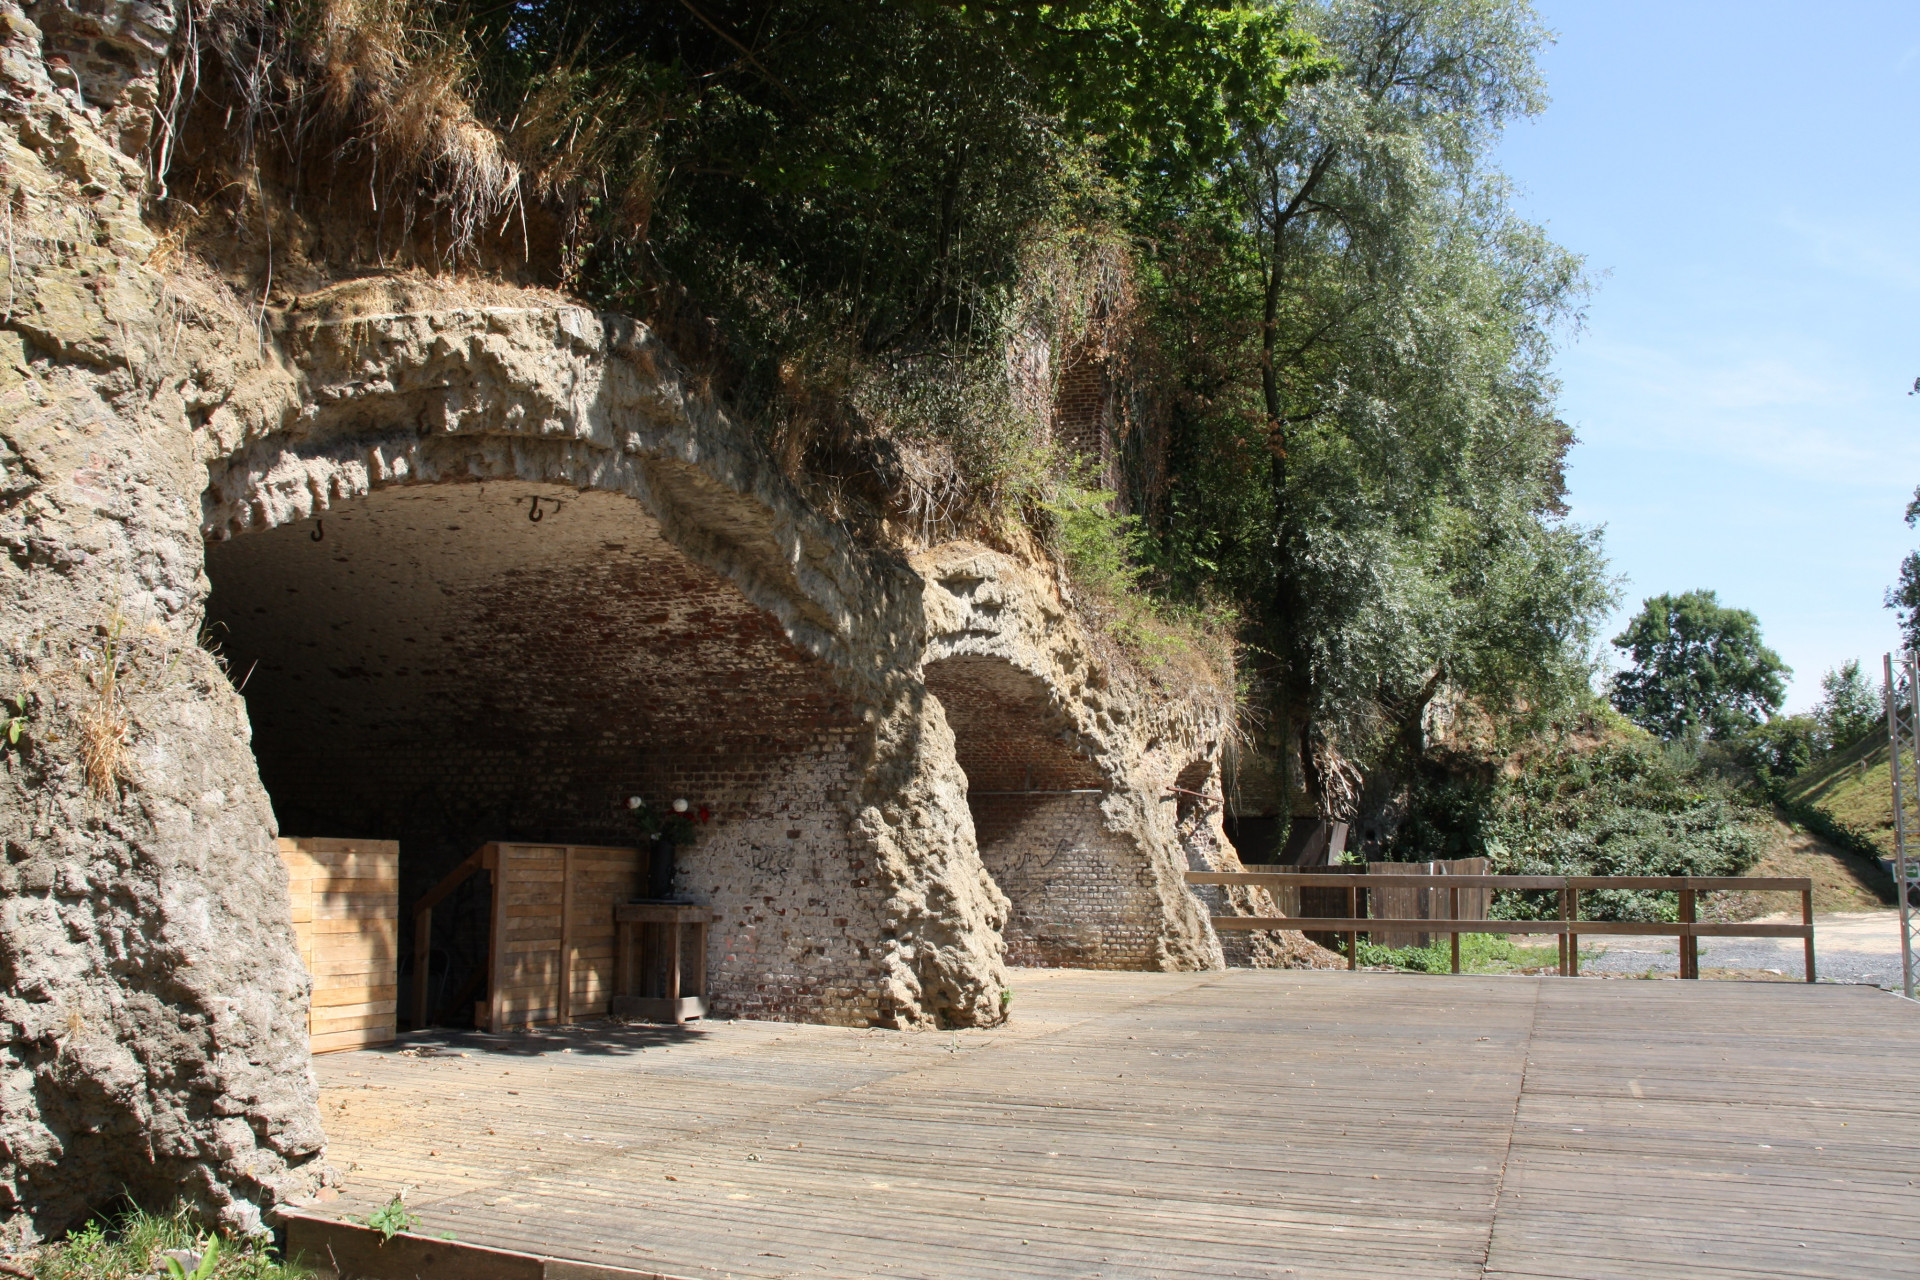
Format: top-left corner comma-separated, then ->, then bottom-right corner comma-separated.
187,292 -> 1015,1031
204,474 -> 879,1025
922,654 -> 1164,968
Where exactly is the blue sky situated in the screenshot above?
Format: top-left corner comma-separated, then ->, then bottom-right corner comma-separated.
1496,1 -> 1920,711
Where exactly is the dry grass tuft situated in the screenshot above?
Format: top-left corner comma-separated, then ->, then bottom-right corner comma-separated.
307,0 -> 521,251
74,626 -> 130,801
182,0 -> 524,263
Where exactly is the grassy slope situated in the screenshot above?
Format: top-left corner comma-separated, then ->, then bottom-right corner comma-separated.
1729,816 -> 1893,916
1782,735 -> 1896,856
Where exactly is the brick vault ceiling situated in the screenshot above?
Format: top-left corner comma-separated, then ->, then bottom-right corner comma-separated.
204,482 -> 853,860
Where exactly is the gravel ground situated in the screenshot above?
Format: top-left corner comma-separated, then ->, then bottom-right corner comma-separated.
1580,911 -> 1912,987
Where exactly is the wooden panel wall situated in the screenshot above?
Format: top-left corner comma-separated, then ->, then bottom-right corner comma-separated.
487,843 -> 643,1033
1367,858 -> 1490,949
278,837 -> 400,1053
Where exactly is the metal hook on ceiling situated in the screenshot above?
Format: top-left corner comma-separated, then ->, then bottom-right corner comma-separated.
528,497 -> 544,523
310,520 -> 324,543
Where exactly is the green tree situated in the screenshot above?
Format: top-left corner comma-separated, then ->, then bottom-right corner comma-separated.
1609,590 -> 1789,740
1738,713 -> 1819,781
1813,659 -> 1880,752
1141,0 -> 1609,809
424,0 -> 1324,522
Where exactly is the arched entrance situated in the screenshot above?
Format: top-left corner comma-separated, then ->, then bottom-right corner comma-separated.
922,654 -> 1161,968
205,477 -> 873,1025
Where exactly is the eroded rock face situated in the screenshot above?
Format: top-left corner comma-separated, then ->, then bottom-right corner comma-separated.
200,290 -> 1015,1033
0,0 -> 324,1243
916,544 -> 1226,971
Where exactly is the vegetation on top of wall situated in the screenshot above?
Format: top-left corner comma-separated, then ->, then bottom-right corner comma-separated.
171,0 -> 1613,796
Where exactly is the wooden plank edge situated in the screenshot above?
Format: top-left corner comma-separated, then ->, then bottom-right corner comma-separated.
1192,871 -> 1814,892
279,1209 -> 696,1280
1210,917 -> 1812,937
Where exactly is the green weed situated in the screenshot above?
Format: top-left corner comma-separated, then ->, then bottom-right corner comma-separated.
31,1205 -> 309,1280
358,1195 -> 416,1242
1347,931 -> 1571,975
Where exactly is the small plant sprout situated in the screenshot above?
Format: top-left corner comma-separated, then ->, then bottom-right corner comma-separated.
0,693 -> 26,750
362,1194 -> 417,1241
162,1236 -> 220,1280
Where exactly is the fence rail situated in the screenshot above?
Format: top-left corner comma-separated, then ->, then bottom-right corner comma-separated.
1182,871 -> 1816,982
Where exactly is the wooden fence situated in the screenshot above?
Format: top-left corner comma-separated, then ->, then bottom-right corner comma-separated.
1366,858 -> 1489,948
279,837 -> 399,1053
1185,870 -> 1817,982
414,842 -> 645,1034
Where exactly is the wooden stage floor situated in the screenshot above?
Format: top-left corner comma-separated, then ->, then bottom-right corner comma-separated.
309,970 -> 1919,1279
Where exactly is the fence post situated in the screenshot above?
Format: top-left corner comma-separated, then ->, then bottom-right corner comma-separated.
1450,884 -> 1460,975
1569,887 -> 1581,977
1347,882 -> 1358,972
1802,884 -> 1816,984
1680,888 -> 1697,979
1558,887 -> 1571,977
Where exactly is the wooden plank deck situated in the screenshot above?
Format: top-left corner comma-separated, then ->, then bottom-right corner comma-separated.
306,970 -> 1920,1279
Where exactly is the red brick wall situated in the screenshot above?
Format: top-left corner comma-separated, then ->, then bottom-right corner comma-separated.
1051,343 -> 1109,468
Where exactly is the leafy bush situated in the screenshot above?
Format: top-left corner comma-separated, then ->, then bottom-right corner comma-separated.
1387,721 -> 1766,922
1043,475 -> 1145,599
1484,735 -> 1765,920
1735,714 -> 1820,782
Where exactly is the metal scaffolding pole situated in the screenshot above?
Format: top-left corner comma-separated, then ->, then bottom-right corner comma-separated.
1883,652 -> 1918,1000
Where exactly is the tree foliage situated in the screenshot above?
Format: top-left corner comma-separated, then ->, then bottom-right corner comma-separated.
1609,590 -> 1789,741
1479,732 -> 1765,920
1887,485 -> 1920,653
1813,659 -> 1880,753
459,1 -> 1315,368
1384,716 -> 1767,920
235,0 -> 1615,817
1140,0 -> 1612,808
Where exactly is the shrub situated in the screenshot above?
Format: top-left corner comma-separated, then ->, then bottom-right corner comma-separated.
1388,723 -> 1768,923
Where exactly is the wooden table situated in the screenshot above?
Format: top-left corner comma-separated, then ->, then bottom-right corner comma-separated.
612,901 -> 712,1024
